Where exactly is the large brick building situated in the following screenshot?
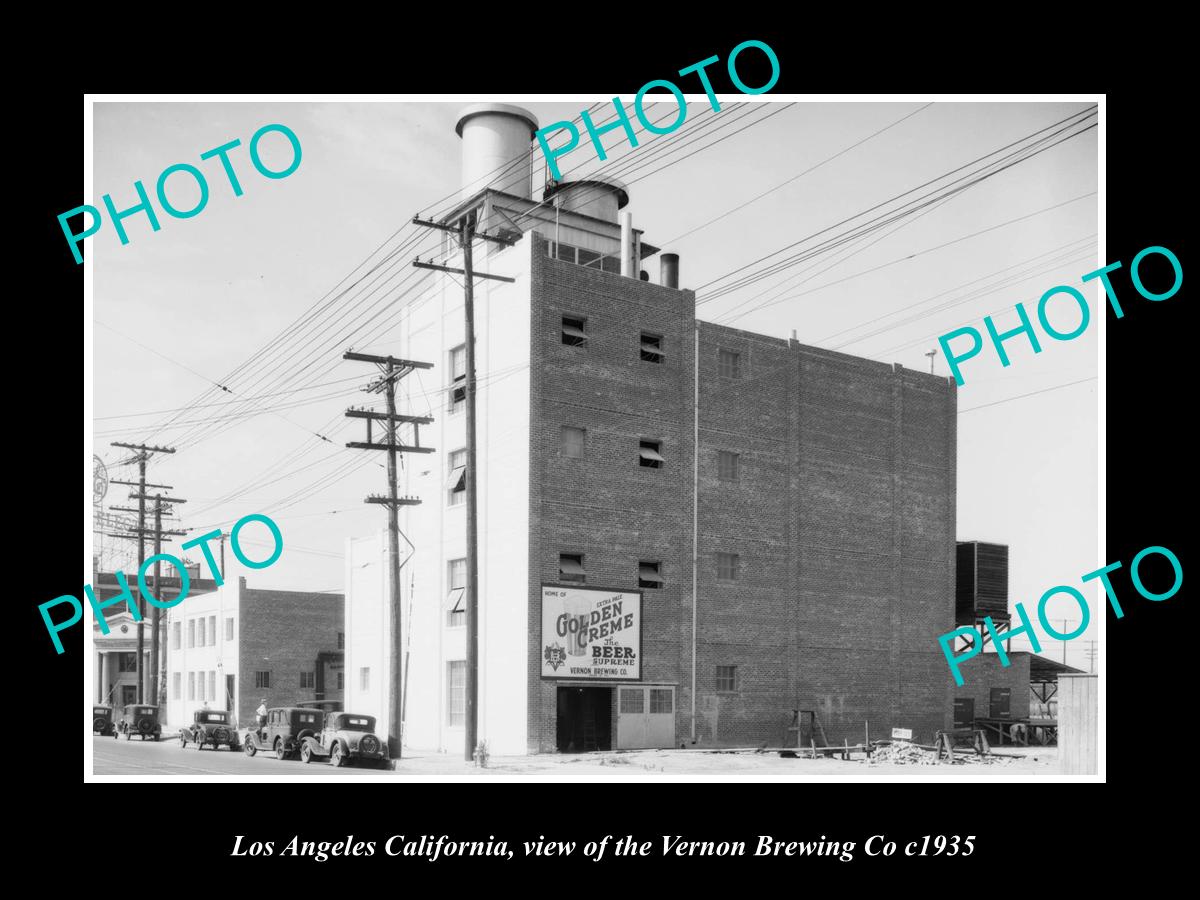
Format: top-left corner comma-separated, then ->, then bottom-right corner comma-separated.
166,576 -> 344,729
346,104 -> 958,754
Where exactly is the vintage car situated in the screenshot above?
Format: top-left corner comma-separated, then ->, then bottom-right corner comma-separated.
242,707 -> 323,760
92,705 -> 115,736
300,712 -> 392,769
115,704 -> 162,741
179,709 -> 240,751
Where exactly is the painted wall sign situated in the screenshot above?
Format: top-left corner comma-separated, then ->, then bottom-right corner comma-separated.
540,585 -> 641,681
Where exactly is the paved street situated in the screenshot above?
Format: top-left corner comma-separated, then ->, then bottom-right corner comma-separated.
93,736 -> 395,778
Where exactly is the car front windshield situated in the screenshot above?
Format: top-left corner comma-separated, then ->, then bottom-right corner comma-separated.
337,716 -> 373,731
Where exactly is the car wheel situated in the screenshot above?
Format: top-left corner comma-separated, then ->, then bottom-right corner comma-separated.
331,743 -> 345,768
244,738 -> 257,757
275,738 -> 287,761
301,743 -> 312,764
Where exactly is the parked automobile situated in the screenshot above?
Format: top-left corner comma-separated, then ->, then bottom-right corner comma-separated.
92,705 -> 115,736
242,707 -> 323,760
179,709 -> 240,751
300,712 -> 392,769
115,704 -> 162,741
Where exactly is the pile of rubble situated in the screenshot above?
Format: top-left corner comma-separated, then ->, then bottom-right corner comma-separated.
866,740 -> 1015,766
867,740 -> 940,766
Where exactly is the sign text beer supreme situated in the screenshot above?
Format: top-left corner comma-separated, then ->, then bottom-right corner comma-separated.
541,586 -> 642,680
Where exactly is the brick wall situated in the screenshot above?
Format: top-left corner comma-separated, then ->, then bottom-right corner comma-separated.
955,651 -> 1032,722
525,233 -> 957,751
237,588 -> 344,725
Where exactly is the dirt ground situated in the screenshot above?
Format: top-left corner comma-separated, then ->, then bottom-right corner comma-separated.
383,744 -> 1061,781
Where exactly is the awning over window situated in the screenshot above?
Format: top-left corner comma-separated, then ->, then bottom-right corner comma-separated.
446,466 -> 466,490
638,566 -> 664,583
561,323 -> 587,340
447,587 -> 465,613
559,558 -> 587,576
639,446 -> 665,463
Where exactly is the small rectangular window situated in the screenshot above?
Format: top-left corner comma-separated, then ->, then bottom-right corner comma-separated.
716,665 -> 737,692
255,671 -> 270,689
188,672 -> 195,701
337,631 -> 344,650
197,617 -> 206,648
300,671 -> 315,689
188,619 -> 195,649
224,617 -> 234,641
561,425 -> 586,459
172,622 -> 181,651
447,448 -> 467,506
447,558 -> 467,627
360,667 -> 370,691
559,552 -> 587,584
337,672 -> 344,691
173,672 -> 181,701
650,688 -> 673,714
448,661 -> 467,727
209,671 -> 216,701
562,316 -> 587,347
640,332 -> 664,363
717,552 -> 740,582
208,615 -> 217,646
638,561 -> 664,589
639,439 -> 664,469
718,450 -> 740,482
619,688 -> 644,714
718,348 -> 741,379
449,344 -> 466,414
197,672 -> 205,702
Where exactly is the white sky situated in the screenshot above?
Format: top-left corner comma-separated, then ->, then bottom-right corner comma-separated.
91,98 -> 1098,671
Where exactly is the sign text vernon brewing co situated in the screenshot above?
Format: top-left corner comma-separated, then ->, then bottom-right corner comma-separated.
540,586 -> 642,680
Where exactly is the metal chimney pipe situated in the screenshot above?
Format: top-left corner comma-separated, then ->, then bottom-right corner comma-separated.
620,212 -> 633,278
660,253 -> 679,289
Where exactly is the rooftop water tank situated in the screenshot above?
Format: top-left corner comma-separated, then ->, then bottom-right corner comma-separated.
543,176 -> 629,225
455,103 -> 540,201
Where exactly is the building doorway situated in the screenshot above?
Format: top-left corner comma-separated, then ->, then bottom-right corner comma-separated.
617,685 -> 676,749
121,685 -> 137,707
556,686 -> 612,752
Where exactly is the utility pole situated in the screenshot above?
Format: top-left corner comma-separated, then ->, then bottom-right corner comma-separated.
110,442 -> 175,703
111,493 -> 187,707
148,494 -> 187,706
1053,619 -> 1076,665
412,211 -> 515,761
343,353 -> 434,761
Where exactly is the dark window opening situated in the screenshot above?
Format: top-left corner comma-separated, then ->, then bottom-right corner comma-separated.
641,332 -> 664,363
562,316 -> 587,347
559,553 -> 587,584
638,561 -> 664,589
639,439 -> 664,469
717,552 -> 740,582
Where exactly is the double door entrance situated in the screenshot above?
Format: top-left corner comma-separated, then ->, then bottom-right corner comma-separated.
555,685 -> 677,752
